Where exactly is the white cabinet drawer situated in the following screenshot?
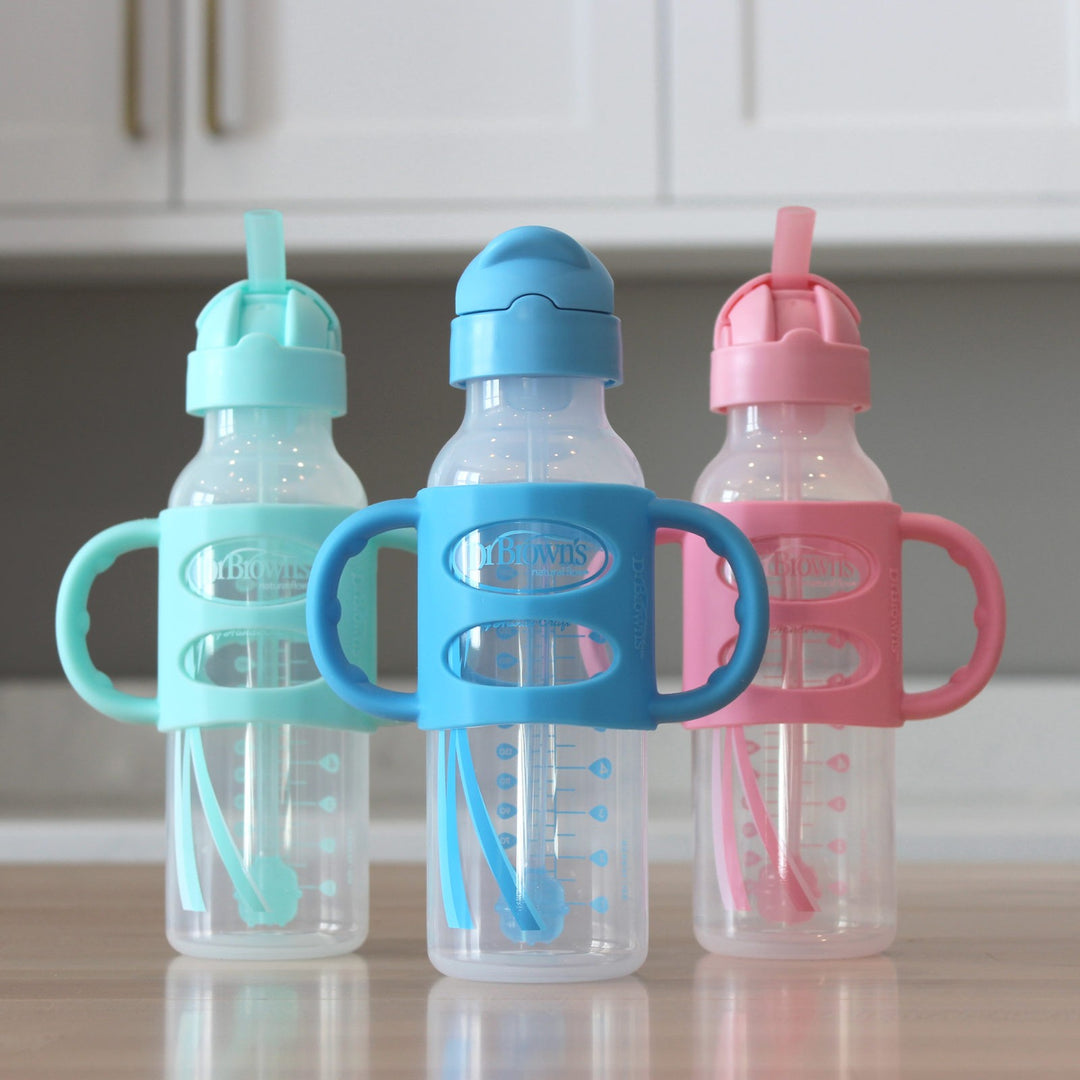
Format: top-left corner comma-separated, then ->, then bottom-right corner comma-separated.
180,0 -> 658,204
0,0 -> 170,206
670,0 -> 1080,201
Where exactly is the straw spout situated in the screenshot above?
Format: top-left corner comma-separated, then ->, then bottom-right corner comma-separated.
244,209 -> 287,293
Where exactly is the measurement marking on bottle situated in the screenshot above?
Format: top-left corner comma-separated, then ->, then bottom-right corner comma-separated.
295,754 -> 341,773
565,897 -> 608,913
300,880 -> 337,897
297,796 -> 337,812
559,850 -> 609,867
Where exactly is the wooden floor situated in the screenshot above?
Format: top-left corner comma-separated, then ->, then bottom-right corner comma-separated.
0,863 -> 1078,1078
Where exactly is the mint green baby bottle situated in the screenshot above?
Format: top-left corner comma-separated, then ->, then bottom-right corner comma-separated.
56,212 -> 407,958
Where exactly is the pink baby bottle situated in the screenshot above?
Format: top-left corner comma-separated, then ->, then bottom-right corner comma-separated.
685,207 -> 1006,958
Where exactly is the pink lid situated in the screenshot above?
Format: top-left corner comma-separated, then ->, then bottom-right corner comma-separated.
711,207 -> 871,413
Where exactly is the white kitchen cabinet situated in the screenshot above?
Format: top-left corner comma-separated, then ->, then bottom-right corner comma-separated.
670,0 -> 1080,201
5,1 -> 1080,272
180,0 -> 657,204
0,0 -> 171,206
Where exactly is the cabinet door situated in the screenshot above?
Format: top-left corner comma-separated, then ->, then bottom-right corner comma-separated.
671,0 -> 1080,200
181,0 -> 657,204
0,1 -> 170,206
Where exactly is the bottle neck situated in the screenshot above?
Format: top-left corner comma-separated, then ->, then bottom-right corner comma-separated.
198,407 -> 335,450
430,376 -> 643,487
461,375 -> 609,427
723,403 -> 861,452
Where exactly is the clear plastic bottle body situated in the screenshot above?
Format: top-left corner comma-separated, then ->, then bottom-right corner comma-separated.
692,403 -> 896,958
165,407 -> 370,959
426,376 -> 649,981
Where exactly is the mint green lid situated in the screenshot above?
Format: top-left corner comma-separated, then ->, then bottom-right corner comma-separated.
186,211 -> 347,416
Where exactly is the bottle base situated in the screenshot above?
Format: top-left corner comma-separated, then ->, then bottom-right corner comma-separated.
693,922 -> 895,961
428,947 -> 646,984
167,926 -> 368,961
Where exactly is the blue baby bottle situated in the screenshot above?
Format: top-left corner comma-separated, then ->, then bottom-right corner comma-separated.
427,229 -> 657,981
56,211 -> 410,958
307,226 -> 770,981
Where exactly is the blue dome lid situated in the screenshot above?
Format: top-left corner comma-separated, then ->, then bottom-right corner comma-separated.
449,226 -> 622,388
186,211 -> 347,416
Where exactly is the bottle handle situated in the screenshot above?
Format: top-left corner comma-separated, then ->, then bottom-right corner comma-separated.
898,513 -> 1005,721
55,519 -> 161,725
649,501 -> 769,724
307,500 -> 420,722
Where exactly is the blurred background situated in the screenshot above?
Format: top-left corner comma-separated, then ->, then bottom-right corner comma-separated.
1,0 -> 1077,859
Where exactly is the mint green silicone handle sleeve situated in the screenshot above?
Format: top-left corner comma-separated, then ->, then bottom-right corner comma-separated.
56,519 -> 160,725
57,508 -> 416,733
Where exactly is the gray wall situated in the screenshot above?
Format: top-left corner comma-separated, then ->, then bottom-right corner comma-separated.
3,270 -> 1077,679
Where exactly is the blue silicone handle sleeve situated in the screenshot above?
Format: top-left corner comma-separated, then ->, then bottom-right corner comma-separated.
307,498 -> 421,722
648,499 -> 769,724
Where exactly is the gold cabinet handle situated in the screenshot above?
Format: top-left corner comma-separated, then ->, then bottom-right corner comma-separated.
205,0 -> 224,135
123,0 -> 145,139
206,0 -> 244,135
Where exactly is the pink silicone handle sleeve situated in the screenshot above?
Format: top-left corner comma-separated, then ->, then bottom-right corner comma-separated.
898,513 -> 1006,721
